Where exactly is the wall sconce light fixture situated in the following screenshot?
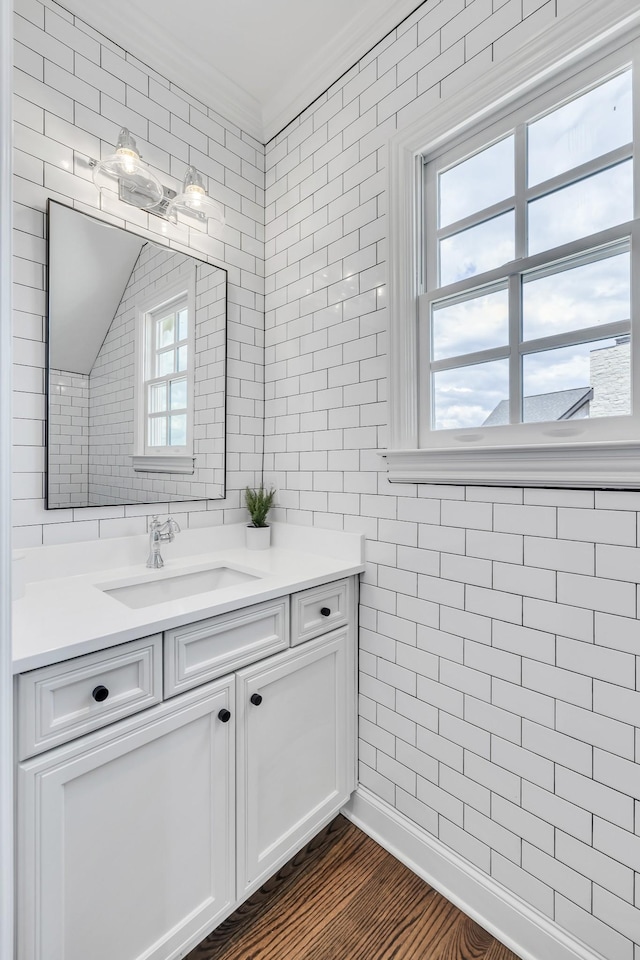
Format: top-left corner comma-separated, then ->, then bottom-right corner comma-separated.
90,128 -> 225,228
91,128 -> 164,209
166,166 -> 225,226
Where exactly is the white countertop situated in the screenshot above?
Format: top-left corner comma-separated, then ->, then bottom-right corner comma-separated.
13,523 -> 364,673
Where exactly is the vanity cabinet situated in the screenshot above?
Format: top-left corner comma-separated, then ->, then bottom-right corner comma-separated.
17,577 -> 357,960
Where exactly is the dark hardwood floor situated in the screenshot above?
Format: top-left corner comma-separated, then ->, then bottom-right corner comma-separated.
186,817 -> 522,960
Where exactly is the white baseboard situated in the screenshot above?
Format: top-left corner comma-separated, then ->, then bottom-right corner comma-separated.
342,787 -> 604,960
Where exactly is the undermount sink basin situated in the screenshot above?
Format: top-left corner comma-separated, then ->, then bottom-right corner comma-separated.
101,566 -> 261,609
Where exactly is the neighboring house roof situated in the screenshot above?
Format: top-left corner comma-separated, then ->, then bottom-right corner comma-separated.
483,386 -> 594,426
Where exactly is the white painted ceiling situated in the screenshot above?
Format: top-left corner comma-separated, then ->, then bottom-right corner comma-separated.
60,0 -> 421,142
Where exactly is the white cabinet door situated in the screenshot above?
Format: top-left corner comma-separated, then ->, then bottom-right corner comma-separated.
18,678 -> 235,960
236,627 -> 354,898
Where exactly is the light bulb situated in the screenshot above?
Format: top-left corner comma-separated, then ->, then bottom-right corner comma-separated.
114,128 -> 141,175
185,183 -> 205,208
117,147 -> 138,175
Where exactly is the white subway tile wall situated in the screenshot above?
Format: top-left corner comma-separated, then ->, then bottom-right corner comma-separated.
47,367 -> 88,505
12,0 -> 265,546
262,2 -> 640,959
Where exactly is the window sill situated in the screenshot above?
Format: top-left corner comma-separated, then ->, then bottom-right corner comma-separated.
382,442 -> 640,489
131,455 -> 195,475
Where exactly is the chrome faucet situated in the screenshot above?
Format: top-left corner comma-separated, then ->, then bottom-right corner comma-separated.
146,515 -> 180,568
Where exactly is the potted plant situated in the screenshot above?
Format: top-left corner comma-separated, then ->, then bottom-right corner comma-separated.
244,484 -> 276,549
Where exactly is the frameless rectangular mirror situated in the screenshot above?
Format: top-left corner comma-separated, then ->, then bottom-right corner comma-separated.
46,201 -> 226,508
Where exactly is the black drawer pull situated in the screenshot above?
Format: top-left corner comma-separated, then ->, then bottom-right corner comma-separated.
92,685 -> 109,703
320,607 -> 331,617
250,693 -> 262,706
218,708 -> 231,723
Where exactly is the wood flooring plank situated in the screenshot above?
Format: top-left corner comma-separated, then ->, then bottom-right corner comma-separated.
186,817 -> 522,960
196,818 -> 353,955
431,914 -> 502,960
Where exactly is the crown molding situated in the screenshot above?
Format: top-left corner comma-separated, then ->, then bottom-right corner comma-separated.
55,0 -> 423,144
261,0 -> 423,142
55,1 -> 265,141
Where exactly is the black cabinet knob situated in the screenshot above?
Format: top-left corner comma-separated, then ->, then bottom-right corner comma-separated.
250,693 -> 262,706
320,607 -> 331,617
218,708 -> 231,723
92,685 -> 109,703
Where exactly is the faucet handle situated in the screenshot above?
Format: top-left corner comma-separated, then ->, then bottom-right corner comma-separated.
167,516 -> 181,534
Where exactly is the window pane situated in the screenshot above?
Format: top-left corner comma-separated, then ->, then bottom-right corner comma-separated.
169,415 -> 187,446
148,417 -> 167,447
439,136 -> 515,227
148,382 -> 166,413
157,314 -> 175,348
433,359 -> 509,430
522,251 -> 630,342
522,337 -> 630,421
528,72 -> 632,186
528,160 -> 633,254
177,345 -> 188,372
440,211 -> 515,286
156,349 -> 175,377
432,288 -> 509,361
178,308 -> 188,341
170,378 -> 187,410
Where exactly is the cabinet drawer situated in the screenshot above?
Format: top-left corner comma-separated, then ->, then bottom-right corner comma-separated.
17,634 -> 162,759
291,579 -> 351,646
164,598 -> 289,697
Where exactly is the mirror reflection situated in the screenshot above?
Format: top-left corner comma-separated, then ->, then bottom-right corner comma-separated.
46,201 -> 226,508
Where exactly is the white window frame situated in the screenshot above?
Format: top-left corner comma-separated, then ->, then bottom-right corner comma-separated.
385,0 -> 640,488
133,270 -> 196,475
422,55 -> 635,445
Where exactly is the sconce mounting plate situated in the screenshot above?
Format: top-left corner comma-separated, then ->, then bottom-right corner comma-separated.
118,181 -> 177,216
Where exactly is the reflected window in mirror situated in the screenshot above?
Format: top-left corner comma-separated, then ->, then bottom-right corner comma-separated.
135,273 -> 196,472
147,299 -> 189,448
